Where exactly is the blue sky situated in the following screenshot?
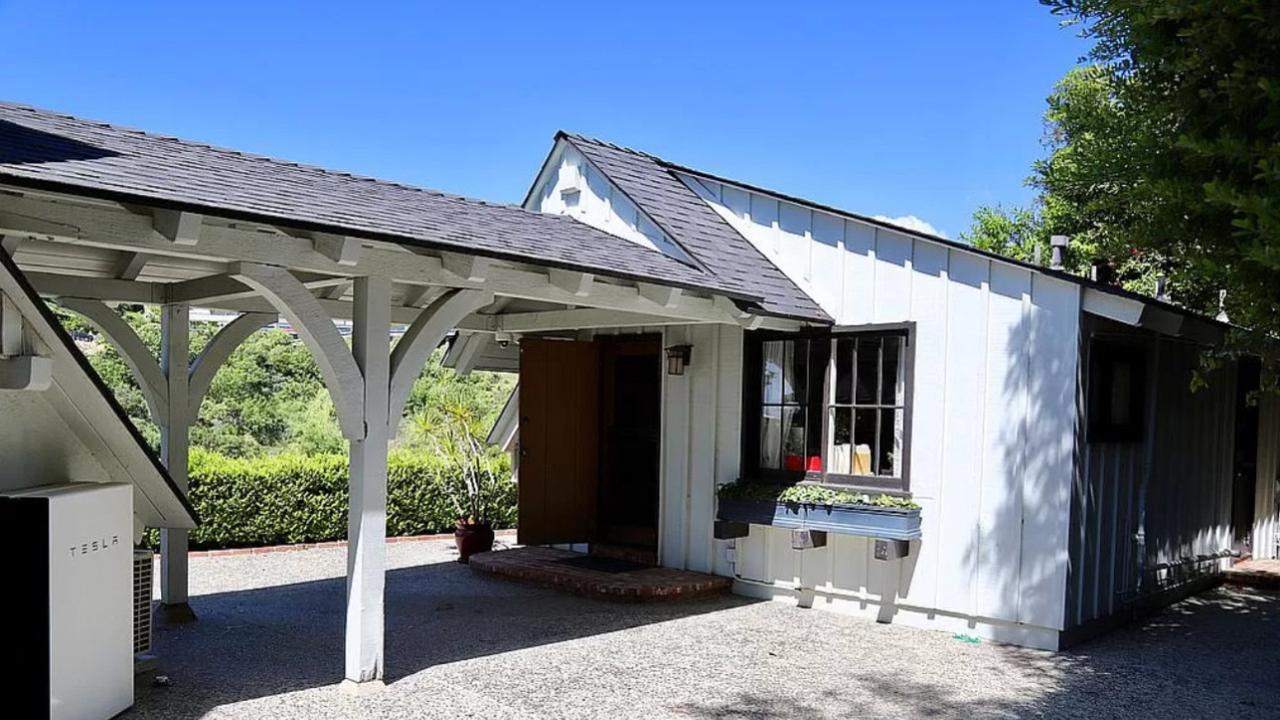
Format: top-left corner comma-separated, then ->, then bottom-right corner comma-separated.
0,1 -> 1088,239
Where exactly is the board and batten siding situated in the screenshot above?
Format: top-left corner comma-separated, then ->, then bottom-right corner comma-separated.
682,174 -> 1081,646
658,323 -> 744,576
1066,320 -> 1239,631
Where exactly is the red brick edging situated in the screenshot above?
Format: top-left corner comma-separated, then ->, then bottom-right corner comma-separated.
178,529 -> 517,558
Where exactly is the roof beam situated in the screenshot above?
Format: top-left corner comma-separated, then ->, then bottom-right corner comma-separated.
440,252 -> 489,282
26,271 -> 167,304
0,192 -> 748,325
549,269 -> 593,297
1,235 -> 21,255
638,282 -> 681,309
167,271 -> 343,305
312,232 -> 361,266
115,252 -> 150,281
714,296 -> 764,330
153,209 -> 202,245
450,332 -> 487,376
492,308 -> 700,333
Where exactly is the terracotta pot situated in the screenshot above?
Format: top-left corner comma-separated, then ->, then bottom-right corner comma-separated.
454,522 -> 495,563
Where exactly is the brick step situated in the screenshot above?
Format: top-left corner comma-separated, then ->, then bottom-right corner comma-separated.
470,547 -> 731,602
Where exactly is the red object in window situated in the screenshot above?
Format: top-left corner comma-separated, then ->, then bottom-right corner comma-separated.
806,455 -> 823,472
783,454 -> 804,472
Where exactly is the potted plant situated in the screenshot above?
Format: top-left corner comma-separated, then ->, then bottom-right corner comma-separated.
716,481 -> 923,540
415,392 -> 508,563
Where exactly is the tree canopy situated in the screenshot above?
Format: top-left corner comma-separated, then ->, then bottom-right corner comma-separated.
966,1 -> 1280,371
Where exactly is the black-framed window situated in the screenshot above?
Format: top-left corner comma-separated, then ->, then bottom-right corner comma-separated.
743,325 -> 914,492
1087,338 -> 1147,443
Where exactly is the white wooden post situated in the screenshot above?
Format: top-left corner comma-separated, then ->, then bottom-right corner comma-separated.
159,303 -> 195,621
344,276 -> 390,689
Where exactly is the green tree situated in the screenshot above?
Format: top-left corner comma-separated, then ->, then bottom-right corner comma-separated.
1039,0 -> 1280,365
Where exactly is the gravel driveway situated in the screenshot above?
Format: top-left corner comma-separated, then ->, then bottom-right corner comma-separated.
124,539 -> 1280,720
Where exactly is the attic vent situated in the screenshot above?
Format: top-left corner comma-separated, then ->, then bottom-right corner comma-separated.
134,548 -> 154,655
560,187 -> 581,208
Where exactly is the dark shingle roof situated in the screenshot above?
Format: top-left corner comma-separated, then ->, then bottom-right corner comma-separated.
556,132 -> 830,322
0,102 -> 763,302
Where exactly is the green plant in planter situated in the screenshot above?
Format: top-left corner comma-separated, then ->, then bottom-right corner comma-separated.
717,481 -> 920,511
413,390 -> 508,527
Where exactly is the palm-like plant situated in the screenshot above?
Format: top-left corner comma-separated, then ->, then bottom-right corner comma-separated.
413,390 -> 505,526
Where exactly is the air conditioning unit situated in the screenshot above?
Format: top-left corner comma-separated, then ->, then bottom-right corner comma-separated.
0,483 -> 134,720
134,548 -> 154,657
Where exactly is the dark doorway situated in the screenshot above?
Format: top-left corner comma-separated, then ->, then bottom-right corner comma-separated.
595,335 -> 663,559
1233,356 -> 1262,555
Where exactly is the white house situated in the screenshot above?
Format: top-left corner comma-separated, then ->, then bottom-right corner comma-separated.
1,99 -> 1276,705
506,132 -> 1279,650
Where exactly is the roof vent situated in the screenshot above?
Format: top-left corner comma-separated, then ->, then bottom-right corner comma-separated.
1049,235 -> 1069,271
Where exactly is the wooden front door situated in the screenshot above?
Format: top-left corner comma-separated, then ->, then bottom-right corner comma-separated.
517,338 -> 600,545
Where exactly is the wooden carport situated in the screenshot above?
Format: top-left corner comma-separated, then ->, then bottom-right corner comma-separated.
0,102 -> 794,688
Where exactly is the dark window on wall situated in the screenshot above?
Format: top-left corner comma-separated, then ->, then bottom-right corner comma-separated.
1086,339 -> 1147,443
742,326 -> 913,492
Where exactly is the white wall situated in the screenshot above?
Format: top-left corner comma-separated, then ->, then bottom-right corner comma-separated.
527,144 -> 695,264
682,176 -> 1082,645
657,323 -> 743,575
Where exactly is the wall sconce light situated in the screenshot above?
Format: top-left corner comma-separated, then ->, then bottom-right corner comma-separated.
665,344 -> 692,375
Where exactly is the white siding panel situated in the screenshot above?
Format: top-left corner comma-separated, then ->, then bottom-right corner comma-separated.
899,240 -> 949,608
778,203 -> 813,283
661,326 -> 692,568
810,212 -> 845,314
974,264 -> 1032,622
841,221 -> 876,325
934,251 -> 990,616
686,325 -> 720,572
723,184 -> 751,220
872,229 -> 913,322
748,194 -> 780,254
1019,275 -> 1079,628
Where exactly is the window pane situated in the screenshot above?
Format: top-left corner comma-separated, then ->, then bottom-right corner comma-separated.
829,407 -> 852,474
785,340 -> 807,403
881,335 -> 902,405
762,341 -> 785,404
879,408 -> 903,477
855,337 -> 880,404
834,337 -> 854,404
759,405 -> 782,469
853,407 -> 876,475
781,405 -> 806,471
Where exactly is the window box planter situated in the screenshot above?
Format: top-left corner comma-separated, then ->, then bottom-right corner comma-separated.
716,498 -> 922,541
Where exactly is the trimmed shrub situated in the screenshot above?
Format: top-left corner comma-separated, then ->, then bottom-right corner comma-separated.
150,448 -> 515,550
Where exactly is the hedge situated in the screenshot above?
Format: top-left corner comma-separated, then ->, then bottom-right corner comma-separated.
149,448 -> 516,550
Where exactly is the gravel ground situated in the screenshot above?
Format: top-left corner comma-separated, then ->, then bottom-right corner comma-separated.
124,539 -> 1280,720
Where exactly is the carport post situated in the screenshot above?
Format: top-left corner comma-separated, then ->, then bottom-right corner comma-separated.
344,276 -> 391,688
159,302 -> 195,621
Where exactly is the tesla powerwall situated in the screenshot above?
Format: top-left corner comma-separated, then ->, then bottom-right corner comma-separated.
1,483 -> 133,720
